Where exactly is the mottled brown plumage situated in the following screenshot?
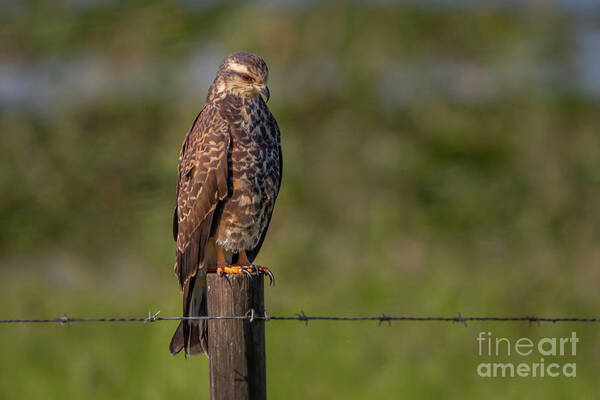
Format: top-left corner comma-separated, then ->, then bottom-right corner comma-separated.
170,52 -> 282,357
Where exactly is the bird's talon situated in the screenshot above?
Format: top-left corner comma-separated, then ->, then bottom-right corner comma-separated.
254,266 -> 274,285
266,270 -> 274,286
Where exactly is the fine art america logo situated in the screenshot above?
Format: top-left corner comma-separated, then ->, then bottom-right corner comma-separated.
476,332 -> 578,378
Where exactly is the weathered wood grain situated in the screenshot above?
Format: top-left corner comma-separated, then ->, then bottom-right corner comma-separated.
207,273 -> 266,400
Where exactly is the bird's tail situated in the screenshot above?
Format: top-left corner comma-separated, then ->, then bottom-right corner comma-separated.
169,270 -> 209,357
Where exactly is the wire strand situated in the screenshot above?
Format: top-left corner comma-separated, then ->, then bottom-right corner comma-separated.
1,311 -> 599,326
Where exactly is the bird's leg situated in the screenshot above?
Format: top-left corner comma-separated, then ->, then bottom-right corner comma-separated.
209,247 -> 274,284
216,245 -> 228,268
213,245 -> 233,276
237,250 -> 251,267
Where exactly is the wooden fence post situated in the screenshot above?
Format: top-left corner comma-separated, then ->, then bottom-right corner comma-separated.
207,273 -> 266,400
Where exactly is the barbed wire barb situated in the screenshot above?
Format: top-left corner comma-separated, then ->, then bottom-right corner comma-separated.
378,313 -> 391,327
455,312 -> 467,327
296,310 -> 309,326
144,311 -> 161,323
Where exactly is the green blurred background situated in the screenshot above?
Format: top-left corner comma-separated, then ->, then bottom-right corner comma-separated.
1,1 -> 599,398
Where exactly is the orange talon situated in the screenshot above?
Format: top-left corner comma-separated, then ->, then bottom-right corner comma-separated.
215,265 -> 250,275
208,249 -> 274,284
207,264 -> 274,285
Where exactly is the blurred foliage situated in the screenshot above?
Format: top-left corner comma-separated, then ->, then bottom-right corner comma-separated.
1,1 -> 599,399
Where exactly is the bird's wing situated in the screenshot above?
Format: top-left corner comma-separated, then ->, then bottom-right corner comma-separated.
247,112 -> 282,263
173,104 -> 230,287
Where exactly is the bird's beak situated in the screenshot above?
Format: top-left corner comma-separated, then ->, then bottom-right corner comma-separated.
259,86 -> 270,102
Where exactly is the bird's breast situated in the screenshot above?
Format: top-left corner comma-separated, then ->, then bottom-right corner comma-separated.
214,101 -> 280,252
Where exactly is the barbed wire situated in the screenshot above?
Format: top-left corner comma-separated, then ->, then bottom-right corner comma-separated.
1,311 -> 599,326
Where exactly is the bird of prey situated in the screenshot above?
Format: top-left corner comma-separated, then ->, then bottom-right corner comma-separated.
170,52 -> 282,357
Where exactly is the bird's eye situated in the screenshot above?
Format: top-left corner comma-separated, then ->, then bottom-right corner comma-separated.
242,74 -> 254,82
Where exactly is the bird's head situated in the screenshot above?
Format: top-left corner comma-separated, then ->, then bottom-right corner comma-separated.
212,52 -> 270,102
